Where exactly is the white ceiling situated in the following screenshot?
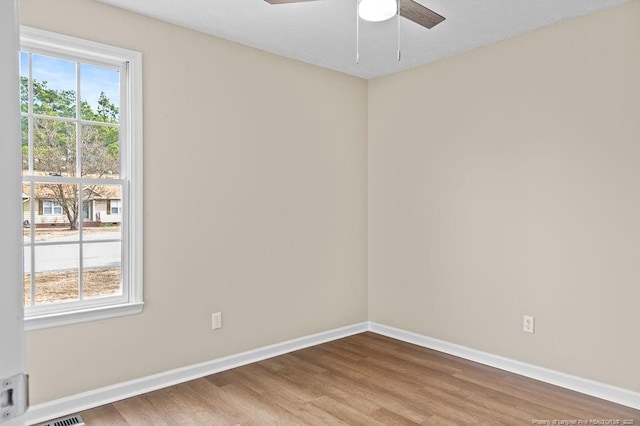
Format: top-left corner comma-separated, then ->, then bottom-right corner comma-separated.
99,0 -> 629,79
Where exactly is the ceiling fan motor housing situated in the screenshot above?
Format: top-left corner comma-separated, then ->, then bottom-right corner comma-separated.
358,0 -> 398,22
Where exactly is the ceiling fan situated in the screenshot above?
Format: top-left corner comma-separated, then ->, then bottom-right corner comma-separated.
264,0 -> 445,30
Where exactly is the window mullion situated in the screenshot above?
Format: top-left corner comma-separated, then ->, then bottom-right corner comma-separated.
76,62 -> 84,302
27,52 -> 33,175
22,175 -> 126,186
76,62 -> 82,179
31,113 -> 71,123
120,62 -> 129,301
119,61 -> 128,181
29,184 -> 36,307
29,113 -> 120,128
80,119 -> 119,128
27,52 -> 36,307
31,239 -> 121,247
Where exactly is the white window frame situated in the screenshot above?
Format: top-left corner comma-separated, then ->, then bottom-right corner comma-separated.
21,27 -> 143,330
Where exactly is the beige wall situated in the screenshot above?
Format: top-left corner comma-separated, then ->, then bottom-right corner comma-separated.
21,0 -> 368,404
369,0 -> 640,392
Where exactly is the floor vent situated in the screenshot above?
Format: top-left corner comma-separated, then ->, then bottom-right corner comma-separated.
41,415 -> 85,426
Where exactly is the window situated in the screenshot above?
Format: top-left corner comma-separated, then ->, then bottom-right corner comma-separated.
42,200 -> 63,216
109,199 -> 121,215
20,27 -> 143,330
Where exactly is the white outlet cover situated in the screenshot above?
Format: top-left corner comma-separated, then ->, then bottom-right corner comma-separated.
212,312 -> 222,330
523,315 -> 535,334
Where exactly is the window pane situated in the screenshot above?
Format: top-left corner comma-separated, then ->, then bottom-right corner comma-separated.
81,124 -> 119,178
34,244 -> 79,305
80,64 -> 119,123
83,242 -> 122,299
22,182 -> 32,239
83,241 -> 121,270
21,116 -> 29,173
33,183 -> 79,241
20,51 -> 28,113
33,118 -> 76,176
83,184 -> 122,240
32,54 -> 76,118
23,246 -> 32,307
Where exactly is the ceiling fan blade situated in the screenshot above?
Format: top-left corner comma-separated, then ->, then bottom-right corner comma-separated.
264,0 -> 319,4
398,0 -> 445,29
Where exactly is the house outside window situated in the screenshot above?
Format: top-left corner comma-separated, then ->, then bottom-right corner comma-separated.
20,27 -> 143,330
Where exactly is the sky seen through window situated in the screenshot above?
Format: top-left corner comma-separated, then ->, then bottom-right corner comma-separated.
20,51 -> 120,113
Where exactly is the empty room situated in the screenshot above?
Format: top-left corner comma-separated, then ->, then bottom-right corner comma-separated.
1,0 -> 639,424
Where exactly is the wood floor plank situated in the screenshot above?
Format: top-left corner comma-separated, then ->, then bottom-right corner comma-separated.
282,365 -> 390,417
138,387 -> 208,425
112,396 -> 174,425
168,382 -> 241,424
422,368 -> 578,423
186,378 -> 251,423
229,367 -> 351,426
310,395 -> 388,426
58,332 -> 639,425
217,382 -> 307,424
222,363 -> 323,407
503,373 -> 640,419
292,352 -> 466,424
274,352 -> 329,374
346,335 -> 464,376
313,368 -> 432,423
79,404 -> 129,425
370,407 -> 422,426
417,384 -> 515,425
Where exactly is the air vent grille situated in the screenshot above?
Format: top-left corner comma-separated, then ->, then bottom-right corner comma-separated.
41,415 -> 85,426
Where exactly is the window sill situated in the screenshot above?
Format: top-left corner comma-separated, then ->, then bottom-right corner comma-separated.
25,302 -> 144,331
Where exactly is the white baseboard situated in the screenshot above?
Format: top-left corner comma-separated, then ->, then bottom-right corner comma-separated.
24,320 -> 640,424
369,322 -> 640,410
24,322 -> 369,425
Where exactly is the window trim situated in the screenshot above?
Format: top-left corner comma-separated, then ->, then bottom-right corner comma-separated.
21,26 -> 143,331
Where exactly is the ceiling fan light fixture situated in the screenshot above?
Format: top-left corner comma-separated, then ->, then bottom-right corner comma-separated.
358,0 -> 397,22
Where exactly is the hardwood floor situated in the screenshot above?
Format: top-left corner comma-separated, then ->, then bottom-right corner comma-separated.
75,332 -> 639,425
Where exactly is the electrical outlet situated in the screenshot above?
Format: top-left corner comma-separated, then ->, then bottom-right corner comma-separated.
212,312 -> 222,330
523,315 -> 535,334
